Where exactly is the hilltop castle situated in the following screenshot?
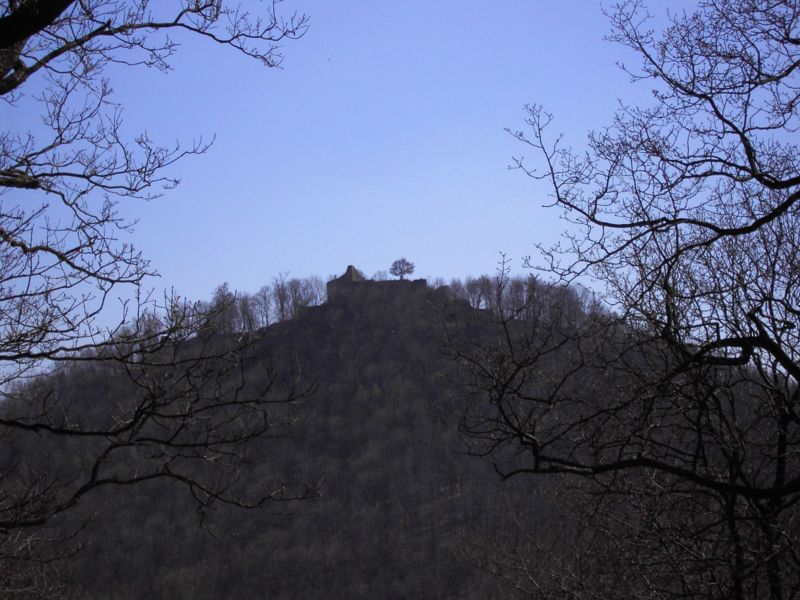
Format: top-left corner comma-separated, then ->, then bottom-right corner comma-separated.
326,265 -> 427,302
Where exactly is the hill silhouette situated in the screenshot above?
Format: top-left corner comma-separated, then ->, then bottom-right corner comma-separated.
23,268 -> 548,599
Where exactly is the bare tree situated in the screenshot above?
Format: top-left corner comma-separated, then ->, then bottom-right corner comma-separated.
237,291 -> 257,334
389,258 -> 415,280
206,282 -> 240,335
0,0 -> 311,585
0,0 -> 307,370
285,276 -> 325,318
272,272 -> 291,322
253,284 -> 274,328
456,1 -> 800,598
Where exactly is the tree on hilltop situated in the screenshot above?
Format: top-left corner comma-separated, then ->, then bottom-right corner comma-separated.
390,258 -> 415,280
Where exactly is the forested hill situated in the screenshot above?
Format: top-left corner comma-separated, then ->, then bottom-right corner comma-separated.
49,272 -> 546,599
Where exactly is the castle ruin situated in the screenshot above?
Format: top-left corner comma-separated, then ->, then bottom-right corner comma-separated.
326,265 -> 427,302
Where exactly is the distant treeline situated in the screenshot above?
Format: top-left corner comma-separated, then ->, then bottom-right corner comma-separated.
200,274 -> 328,334
192,270 -> 602,336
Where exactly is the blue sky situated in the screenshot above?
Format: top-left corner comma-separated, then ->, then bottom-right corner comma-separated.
15,1 -> 689,301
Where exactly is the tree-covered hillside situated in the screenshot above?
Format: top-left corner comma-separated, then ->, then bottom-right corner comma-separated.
5,271 -> 556,599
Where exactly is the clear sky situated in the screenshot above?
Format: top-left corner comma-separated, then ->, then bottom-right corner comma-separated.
15,1 -> 691,301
